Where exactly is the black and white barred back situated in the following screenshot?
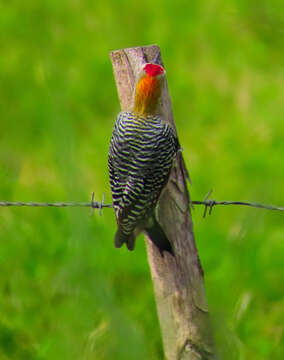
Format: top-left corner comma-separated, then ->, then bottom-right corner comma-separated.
108,111 -> 178,252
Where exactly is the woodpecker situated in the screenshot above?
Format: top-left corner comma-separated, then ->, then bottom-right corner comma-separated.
108,62 -> 178,254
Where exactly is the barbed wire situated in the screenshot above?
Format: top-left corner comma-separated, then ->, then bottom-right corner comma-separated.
194,190 -> 284,218
0,190 -> 283,217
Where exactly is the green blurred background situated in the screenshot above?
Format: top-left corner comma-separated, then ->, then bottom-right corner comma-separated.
0,0 -> 283,359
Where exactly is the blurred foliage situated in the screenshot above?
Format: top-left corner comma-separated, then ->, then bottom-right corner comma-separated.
0,0 -> 283,359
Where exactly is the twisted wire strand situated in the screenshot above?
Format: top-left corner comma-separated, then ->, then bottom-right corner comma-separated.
0,191 -> 283,216
0,201 -> 113,208
192,200 -> 284,218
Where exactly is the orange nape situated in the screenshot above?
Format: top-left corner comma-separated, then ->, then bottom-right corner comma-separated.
133,74 -> 161,116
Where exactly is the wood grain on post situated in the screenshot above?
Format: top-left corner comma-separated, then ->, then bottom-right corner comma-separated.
110,45 -> 216,360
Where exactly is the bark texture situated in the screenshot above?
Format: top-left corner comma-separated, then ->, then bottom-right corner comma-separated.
110,45 -> 216,360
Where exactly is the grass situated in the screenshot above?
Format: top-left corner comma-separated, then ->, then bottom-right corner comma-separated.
0,0 -> 283,359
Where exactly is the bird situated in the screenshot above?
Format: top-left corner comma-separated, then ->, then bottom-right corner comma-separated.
108,61 -> 178,254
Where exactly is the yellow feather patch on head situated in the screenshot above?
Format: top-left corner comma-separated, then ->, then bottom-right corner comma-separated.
134,74 -> 161,116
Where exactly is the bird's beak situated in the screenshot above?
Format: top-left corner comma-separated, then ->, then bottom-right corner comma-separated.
153,52 -> 162,65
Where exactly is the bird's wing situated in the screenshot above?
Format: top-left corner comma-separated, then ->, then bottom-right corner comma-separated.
117,122 -> 178,226
108,112 -> 178,235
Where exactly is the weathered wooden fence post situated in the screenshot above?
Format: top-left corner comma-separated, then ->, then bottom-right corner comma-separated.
110,45 -> 216,360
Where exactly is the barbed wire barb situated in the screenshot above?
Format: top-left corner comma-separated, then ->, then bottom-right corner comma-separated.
90,192 -> 96,216
202,189 -> 213,218
99,193 -> 105,216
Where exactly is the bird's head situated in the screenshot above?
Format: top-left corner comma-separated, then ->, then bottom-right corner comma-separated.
133,63 -> 166,116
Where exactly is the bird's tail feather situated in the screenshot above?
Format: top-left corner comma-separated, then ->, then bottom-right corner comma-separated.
145,217 -> 173,255
114,228 -> 135,251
